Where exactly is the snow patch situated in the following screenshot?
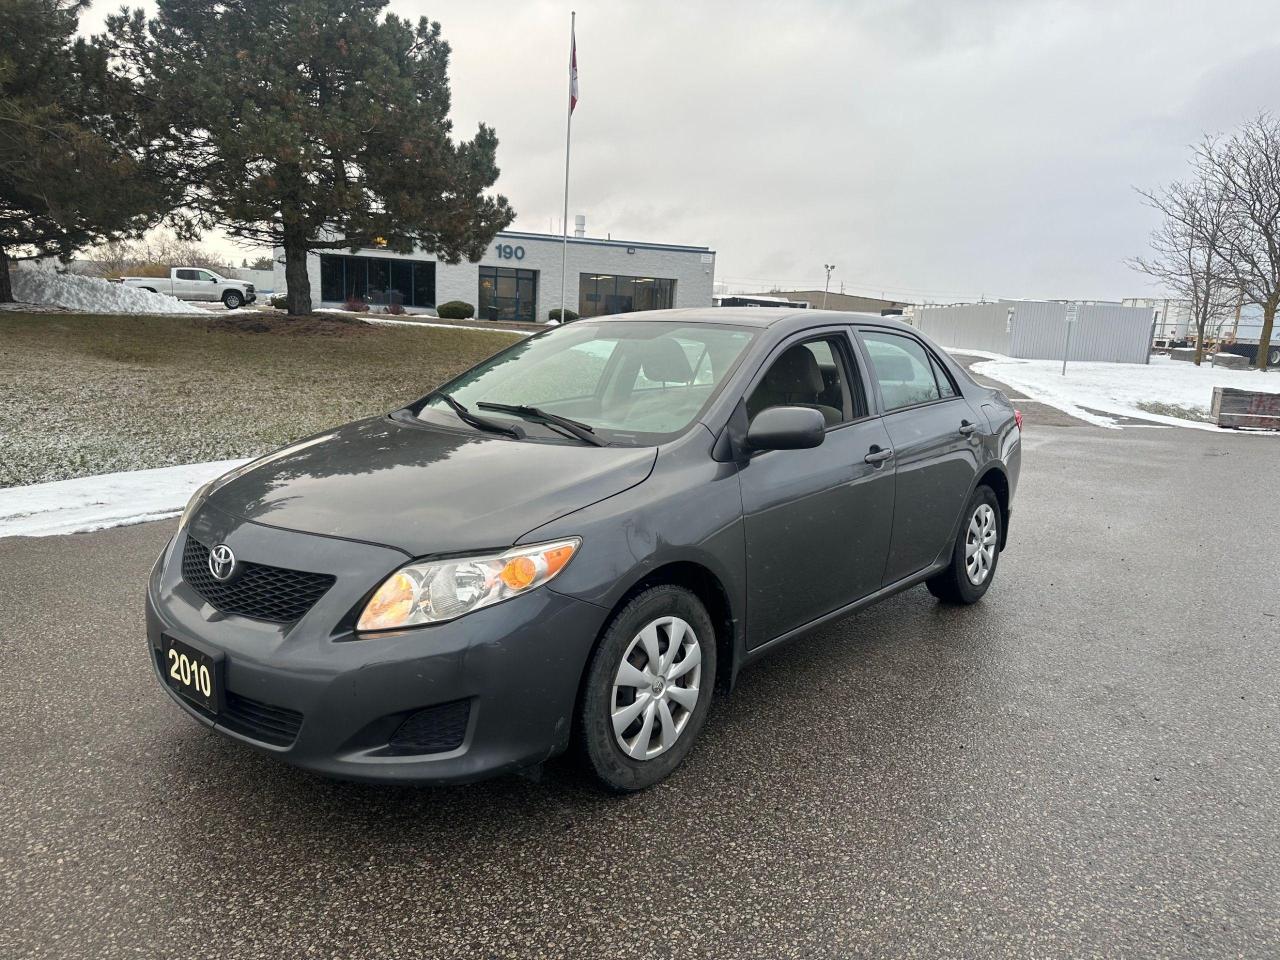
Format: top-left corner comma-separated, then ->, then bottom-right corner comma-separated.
11,267 -> 203,314
363,315 -> 531,336
969,354 -> 1280,432
939,347 -> 1015,362
0,459 -> 250,539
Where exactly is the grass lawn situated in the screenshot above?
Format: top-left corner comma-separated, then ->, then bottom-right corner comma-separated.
0,312 -> 522,487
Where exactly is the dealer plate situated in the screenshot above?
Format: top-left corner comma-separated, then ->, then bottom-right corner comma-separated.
160,635 -> 222,713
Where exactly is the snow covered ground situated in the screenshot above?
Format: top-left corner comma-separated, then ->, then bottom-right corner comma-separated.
11,267 -> 203,314
965,353 -> 1279,431
363,315 -> 533,335
0,458 -> 249,538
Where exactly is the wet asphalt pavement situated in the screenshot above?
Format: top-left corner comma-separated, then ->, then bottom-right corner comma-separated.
2,423 -> 1278,959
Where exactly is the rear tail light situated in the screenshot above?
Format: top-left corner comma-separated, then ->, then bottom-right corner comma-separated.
1014,409 -> 1023,432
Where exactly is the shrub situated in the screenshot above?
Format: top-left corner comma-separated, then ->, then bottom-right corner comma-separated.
437,300 -> 475,320
548,308 -> 579,323
268,294 -> 288,309
343,295 -> 370,313
384,302 -> 406,316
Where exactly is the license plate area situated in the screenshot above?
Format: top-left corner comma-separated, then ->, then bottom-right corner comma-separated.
160,635 -> 223,714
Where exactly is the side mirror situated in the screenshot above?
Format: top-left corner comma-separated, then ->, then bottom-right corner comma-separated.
745,405 -> 826,452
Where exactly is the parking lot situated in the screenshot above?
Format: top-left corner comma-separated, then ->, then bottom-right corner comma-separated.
2,420 -> 1278,959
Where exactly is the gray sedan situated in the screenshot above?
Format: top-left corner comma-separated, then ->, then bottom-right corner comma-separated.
147,309 -> 1021,791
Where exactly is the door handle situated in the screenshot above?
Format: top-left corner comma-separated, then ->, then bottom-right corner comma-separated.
959,420 -> 977,436
864,446 -> 894,465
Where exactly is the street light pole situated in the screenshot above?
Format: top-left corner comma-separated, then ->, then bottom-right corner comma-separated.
823,264 -> 835,309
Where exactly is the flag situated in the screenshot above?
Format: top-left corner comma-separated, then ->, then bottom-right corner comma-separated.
569,23 -> 579,113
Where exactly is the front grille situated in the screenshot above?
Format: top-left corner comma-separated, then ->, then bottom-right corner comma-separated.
182,536 -> 335,624
222,691 -> 304,747
386,699 -> 471,755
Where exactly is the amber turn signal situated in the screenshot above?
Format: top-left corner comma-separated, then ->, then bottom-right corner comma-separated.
358,571 -> 417,631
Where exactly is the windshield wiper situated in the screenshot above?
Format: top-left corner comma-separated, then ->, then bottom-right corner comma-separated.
477,402 -> 607,446
427,391 -> 524,439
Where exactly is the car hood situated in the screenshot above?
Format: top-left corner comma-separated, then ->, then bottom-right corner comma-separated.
205,415 -> 657,556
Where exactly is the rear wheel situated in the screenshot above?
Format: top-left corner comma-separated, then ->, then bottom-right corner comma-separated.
222,290 -> 244,310
578,585 -> 716,792
926,485 -> 1002,604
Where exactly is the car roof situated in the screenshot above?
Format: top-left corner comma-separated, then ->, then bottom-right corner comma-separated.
588,307 -> 915,333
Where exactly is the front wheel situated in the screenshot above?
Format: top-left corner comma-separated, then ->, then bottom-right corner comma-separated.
926,485 -> 1002,604
222,290 -> 244,310
578,585 -> 716,792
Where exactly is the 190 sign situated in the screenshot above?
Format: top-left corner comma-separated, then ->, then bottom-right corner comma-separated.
495,244 -> 525,260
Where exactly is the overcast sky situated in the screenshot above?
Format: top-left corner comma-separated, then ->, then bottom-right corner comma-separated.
80,0 -> 1280,302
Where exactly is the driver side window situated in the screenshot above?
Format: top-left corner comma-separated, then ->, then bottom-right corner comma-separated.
746,336 -> 858,427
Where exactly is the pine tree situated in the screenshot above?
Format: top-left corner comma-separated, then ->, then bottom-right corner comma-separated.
0,0 -> 170,302
109,0 -> 515,315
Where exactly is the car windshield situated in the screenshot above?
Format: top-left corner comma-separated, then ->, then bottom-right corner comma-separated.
417,320 -> 757,445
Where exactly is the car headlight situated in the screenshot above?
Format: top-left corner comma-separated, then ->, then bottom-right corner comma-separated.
178,479 -> 215,530
357,538 -> 581,632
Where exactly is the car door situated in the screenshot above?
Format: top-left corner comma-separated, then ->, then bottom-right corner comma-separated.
172,268 -> 201,299
194,269 -> 220,300
856,328 -> 981,586
739,330 -> 895,649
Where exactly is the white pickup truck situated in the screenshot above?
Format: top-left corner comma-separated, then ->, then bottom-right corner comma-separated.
120,267 -> 256,309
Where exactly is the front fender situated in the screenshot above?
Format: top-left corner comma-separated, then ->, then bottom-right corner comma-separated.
520,434 -> 749,689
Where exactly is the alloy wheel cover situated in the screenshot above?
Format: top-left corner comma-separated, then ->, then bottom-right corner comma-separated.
965,503 -> 998,585
610,616 -> 702,760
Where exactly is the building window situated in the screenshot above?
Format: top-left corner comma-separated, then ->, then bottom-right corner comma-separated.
578,274 -> 676,318
479,266 -> 538,323
318,254 -> 436,308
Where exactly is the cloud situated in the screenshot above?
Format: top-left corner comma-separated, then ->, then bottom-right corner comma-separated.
79,0 -> 1280,301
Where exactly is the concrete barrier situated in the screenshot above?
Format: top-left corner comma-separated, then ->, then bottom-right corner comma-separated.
1211,352 -> 1250,370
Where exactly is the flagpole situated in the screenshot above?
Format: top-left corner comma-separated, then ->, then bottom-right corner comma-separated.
559,11 -> 574,324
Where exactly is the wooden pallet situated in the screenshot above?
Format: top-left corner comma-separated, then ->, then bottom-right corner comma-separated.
1211,386 -> 1280,430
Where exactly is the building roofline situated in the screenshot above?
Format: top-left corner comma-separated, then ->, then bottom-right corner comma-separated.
497,230 -> 714,256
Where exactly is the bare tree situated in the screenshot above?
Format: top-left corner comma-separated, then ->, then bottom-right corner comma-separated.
80,234 -> 234,278
1131,177 -> 1234,365
1198,115 -> 1280,371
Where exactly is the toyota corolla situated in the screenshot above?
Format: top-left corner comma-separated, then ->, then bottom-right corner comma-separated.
147,309 -> 1021,792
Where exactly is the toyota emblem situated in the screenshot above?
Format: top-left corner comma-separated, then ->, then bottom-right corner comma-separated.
208,543 -> 238,582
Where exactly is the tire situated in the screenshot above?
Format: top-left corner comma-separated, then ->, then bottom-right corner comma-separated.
577,585 -> 717,793
222,290 -> 244,310
926,485 -> 1002,605
1269,347 -> 1279,367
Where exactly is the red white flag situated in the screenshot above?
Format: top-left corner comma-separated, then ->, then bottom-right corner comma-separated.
569,23 -> 579,113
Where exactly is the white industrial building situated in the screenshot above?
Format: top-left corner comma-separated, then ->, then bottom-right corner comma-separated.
273,223 -> 716,323
914,299 -> 1157,364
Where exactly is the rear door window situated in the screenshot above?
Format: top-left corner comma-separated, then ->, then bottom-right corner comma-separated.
860,331 -> 944,411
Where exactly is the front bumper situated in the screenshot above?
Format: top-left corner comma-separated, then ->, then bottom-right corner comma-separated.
146,509 -> 608,784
